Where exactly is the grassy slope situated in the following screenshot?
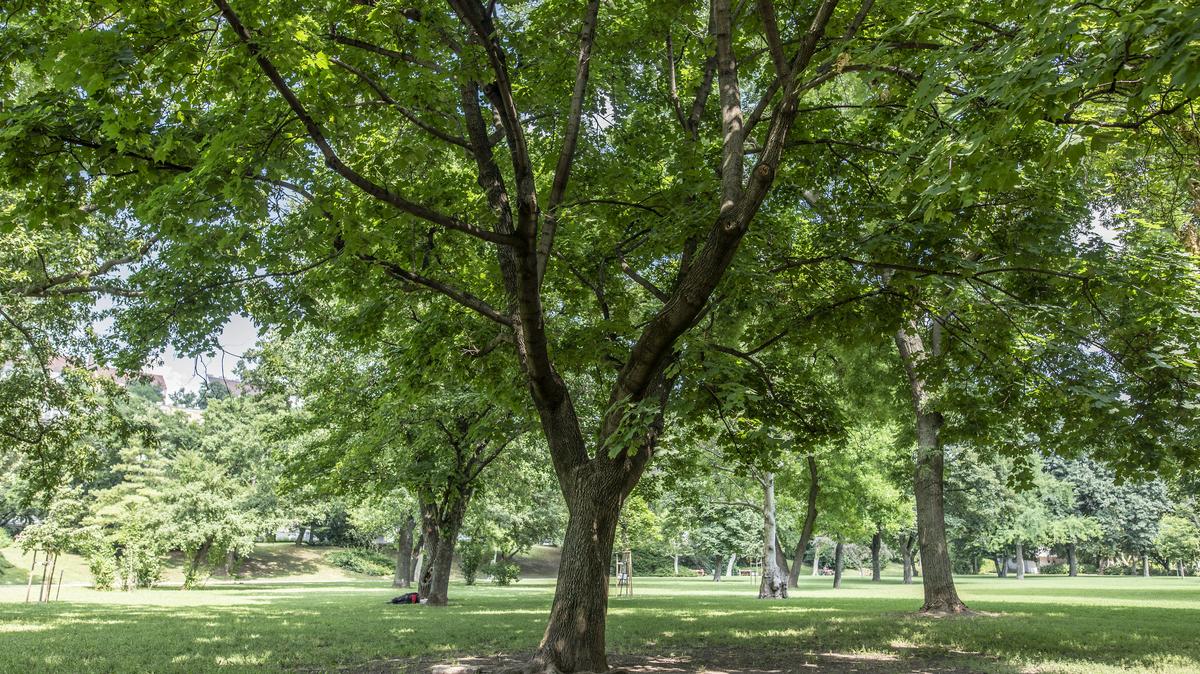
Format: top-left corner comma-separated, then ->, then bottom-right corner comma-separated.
1,574 -> 1198,673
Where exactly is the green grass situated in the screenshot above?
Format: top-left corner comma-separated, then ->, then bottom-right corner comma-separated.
0,574 -> 1198,673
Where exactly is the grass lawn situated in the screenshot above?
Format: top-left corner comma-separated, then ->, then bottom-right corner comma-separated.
1,573 -> 1198,673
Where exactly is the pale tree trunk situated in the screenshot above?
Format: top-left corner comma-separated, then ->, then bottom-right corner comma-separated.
1143,554 -> 1150,577
673,554 -> 679,576
775,534 -> 790,579
1015,543 -> 1025,580
870,528 -> 883,582
812,545 -> 821,576
1179,561 -> 1186,577
902,535 -> 916,584
789,455 -> 819,587
726,554 -> 737,578
1067,543 -> 1078,577
832,540 -> 845,589
895,321 -> 968,613
758,472 -> 787,598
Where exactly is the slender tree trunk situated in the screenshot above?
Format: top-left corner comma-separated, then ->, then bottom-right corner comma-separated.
812,548 -> 821,576
758,472 -> 787,598
1067,543 -> 1078,577
1143,554 -> 1150,577
725,554 -> 737,578
294,526 -> 306,546
394,516 -> 414,588
895,322 -> 968,613
1015,543 -> 1026,580
673,554 -> 679,576
832,540 -> 844,589
1179,561 -> 1186,577
902,535 -> 916,584
870,528 -> 883,582
788,455 -> 819,587
995,554 -> 1006,578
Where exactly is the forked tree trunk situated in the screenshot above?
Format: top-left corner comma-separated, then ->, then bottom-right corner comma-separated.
901,534 -> 916,584
419,496 -> 470,606
394,516 -> 415,588
995,554 -> 1007,578
294,526 -> 306,545
789,455 -> 820,587
758,472 -> 787,598
1067,543 -> 1078,577
895,322 -> 968,613
775,535 -> 790,580
870,528 -> 883,582
1015,543 -> 1025,580
832,540 -> 844,589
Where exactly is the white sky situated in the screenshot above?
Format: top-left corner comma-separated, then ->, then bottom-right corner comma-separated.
147,315 -> 261,393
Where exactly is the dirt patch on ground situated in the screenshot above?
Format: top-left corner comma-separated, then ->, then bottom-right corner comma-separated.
325,647 -> 1011,674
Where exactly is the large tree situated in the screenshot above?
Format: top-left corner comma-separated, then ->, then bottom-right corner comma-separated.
4,0 -> 1199,668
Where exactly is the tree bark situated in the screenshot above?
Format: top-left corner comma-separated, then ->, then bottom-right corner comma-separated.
758,472 -> 787,598
832,540 -> 844,589
902,535 -> 916,584
1015,543 -> 1025,580
713,555 -> 723,581
1143,553 -> 1150,577
394,516 -> 415,588
870,528 -> 883,582
725,553 -> 737,578
1067,543 -> 1078,577
789,455 -> 820,587
418,495 -> 470,606
532,476 -> 624,674
995,554 -> 1007,578
294,526 -> 306,545
895,321 -> 968,613
812,547 -> 821,576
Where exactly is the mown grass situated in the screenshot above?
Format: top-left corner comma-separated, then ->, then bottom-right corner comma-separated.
1,574 -> 1198,673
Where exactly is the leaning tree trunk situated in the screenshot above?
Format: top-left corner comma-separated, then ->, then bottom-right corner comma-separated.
789,455 -> 820,588
775,534 -> 790,580
758,471 -> 787,598
294,526 -> 306,546
895,322 -> 968,613
1067,543 -> 1078,577
1015,543 -> 1025,580
725,554 -> 737,578
832,540 -> 845,589
394,516 -> 415,588
870,528 -> 883,582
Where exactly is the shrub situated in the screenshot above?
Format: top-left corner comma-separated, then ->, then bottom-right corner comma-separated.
458,541 -> 485,586
484,561 -> 520,586
327,549 -> 391,576
1042,563 -> 1068,575
0,528 -> 12,547
88,552 -> 118,591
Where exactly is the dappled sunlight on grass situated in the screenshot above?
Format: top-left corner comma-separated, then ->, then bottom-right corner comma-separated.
0,575 -> 1197,672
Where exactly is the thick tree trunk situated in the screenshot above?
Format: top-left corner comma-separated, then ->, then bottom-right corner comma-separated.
532,478 -> 624,674
895,323 -> 968,613
832,540 -> 844,589
713,556 -> 723,581
788,455 -> 819,587
1015,543 -> 1025,580
294,526 -> 306,545
995,554 -> 1007,578
758,472 -> 787,598
775,535 -> 790,580
394,516 -> 415,588
870,528 -> 883,582
1067,543 -> 1078,577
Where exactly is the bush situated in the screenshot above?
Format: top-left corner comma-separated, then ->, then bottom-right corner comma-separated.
458,541 -> 485,586
484,561 -> 520,586
1042,563 -> 1068,575
88,552 -> 117,591
327,548 -> 391,576
0,528 -> 12,547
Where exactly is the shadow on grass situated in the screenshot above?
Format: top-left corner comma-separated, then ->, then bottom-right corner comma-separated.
0,583 -> 1198,673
